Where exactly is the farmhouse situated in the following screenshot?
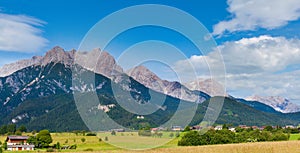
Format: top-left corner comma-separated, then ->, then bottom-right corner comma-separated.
171,126 -> 183,131
6,136 -> 34,151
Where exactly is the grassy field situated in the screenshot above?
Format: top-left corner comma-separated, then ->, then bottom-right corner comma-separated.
1,132 -> 300,152
49,132 -> 178,151
0,132 -> 180,152
289,133 -> 300,140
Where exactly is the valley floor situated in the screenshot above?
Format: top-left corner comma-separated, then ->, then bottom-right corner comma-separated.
1,133 -> 300,152
68,141 -> 300,153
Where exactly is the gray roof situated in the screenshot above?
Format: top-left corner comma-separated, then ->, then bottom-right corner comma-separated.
7,136 -> 29,140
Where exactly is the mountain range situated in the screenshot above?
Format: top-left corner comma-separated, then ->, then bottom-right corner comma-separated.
1,46 -> 300,131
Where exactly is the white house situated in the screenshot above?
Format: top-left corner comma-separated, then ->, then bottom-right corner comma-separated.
6,136 -> 34,151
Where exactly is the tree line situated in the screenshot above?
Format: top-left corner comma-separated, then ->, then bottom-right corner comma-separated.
178,125 -> 292,146
0,124 -> 27,135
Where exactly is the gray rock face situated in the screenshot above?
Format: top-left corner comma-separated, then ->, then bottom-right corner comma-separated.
127,65 -> 207,103
0,56 -> 42,77
40,46 -> 75,66
245,95 -> 300,113
0,46 -> 123,79
184,79 -> 228,97
75,48 -> 123,79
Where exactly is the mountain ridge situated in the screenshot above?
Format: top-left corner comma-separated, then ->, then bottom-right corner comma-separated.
1,46 -> 300,113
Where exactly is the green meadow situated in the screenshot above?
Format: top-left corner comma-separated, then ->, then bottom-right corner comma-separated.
1,132 -> 300,153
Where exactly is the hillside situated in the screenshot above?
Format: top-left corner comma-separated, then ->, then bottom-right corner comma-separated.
0,61 -> 299,131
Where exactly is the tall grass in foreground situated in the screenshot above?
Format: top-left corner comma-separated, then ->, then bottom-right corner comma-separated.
74,141 -> 300,153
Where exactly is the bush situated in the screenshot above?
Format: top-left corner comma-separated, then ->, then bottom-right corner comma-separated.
138,130 -> 152,137
46,148 -> 54,152
175,132 -> 180,137
69,144 -> 77,149
81,138 -> 86,143
105,136 -> 108,141
2,142 -> 7,150
0,147 -> 2,153
111,131 -> 116,136
86,133 -> 96,136
83,148 -> 93,151
54,142 -> 61,149
183,126 -> 191,132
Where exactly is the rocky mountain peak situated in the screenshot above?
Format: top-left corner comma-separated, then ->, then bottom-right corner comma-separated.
74,49 -> 123,78
245,95 -> 300,113
127,65 -> 160,83
41,46 -> 75,66
184,78 -> 228,97
0,47 -> 124,79
126,65 -> 208,103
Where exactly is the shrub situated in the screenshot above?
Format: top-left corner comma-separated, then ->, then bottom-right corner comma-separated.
86,133 -> 96,136
46,148 -> 54,152
138,130 -> 152,137
81,138 -> 86,143
83,148 -> 93,151
105,136 -> 108,141
183,126 -> 191,132
54,142 -> 60,149
111,131 -> 116,136
69,144 -> 77,149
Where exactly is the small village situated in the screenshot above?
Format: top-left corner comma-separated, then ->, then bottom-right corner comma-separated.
0,124 -> 298,152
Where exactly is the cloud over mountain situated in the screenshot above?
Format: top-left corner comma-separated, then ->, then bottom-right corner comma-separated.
173,35 -> 300,103
213,0 -> 300,35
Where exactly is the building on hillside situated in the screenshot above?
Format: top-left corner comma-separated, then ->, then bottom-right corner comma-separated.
171,126 -> 183,131
191,125 -> 202,130
150,127 -> 164,133
214,125 -> 223,130
228,127 -> 236,132
251,126 -> 259,130
110,128 -> 125,132
6,136 -> 34,151
285,125 -> 295,129
239,125 -> 250,129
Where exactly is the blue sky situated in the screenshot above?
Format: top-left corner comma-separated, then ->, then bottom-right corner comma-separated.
1,0 -> 300,102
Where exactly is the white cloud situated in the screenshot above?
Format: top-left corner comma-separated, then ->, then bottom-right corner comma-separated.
0,13 -> 48,52
213,0 -> 300,35
173,35 -> 300,103
219,35 -> 300,74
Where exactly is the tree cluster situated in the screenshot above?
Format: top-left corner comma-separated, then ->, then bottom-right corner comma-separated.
0,124 -> 27,135
27,130 -> 53,148
178,128 -> 290,146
